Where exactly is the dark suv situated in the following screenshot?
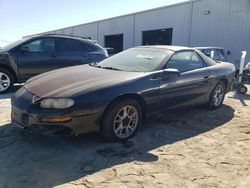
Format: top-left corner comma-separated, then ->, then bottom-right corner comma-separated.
0,34 -> 108,93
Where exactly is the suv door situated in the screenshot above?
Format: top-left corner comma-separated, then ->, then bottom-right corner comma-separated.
160,50 -> 210,110
17,37 -> 57,80
57,38 -> 93,66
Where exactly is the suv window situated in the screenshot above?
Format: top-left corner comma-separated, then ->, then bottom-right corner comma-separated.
59,38 -> 93,52
25,38 -> 55,52
166,51 -> 204,73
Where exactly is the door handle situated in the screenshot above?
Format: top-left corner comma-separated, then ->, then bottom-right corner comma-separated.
204,75 -> 209,79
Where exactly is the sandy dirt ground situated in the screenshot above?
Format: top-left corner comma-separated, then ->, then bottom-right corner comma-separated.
0,85 -> 250,188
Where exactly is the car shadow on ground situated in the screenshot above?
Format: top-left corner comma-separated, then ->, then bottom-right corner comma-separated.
228,92 -> 250,106
0,104 -> 235,187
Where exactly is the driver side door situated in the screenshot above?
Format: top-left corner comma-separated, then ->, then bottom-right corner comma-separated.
160,50 -> 210,110
17,37 -> 58,81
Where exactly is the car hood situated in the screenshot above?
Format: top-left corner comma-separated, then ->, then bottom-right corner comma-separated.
24,65 -> 144,98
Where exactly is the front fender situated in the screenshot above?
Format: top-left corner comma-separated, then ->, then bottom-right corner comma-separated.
73,75 -> 160,117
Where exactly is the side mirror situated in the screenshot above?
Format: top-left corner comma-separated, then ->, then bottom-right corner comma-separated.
20,45 -> 29,53
162,68 -> 180,78
227,50 -> 231,55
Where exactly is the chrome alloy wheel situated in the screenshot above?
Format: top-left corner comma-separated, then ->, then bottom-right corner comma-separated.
113,105 -> 139,139
213,84 -> 225,107
0,72 -> 11,92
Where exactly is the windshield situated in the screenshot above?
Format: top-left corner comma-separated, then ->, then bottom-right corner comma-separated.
1,38 -> 29,51
97,48 -> 172,72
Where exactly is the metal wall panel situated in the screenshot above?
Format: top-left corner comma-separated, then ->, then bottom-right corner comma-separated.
190,0 -> 250,63
97,15 -> 134,49
32,0 -> 250,63
134,3 -> 191,47
55,27 -> 73,35
72,23 -> 98,40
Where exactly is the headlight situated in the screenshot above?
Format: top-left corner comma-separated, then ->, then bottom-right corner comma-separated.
40,98 -> 74,109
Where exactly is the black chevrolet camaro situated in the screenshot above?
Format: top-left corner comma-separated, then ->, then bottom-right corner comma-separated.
11,46 -> 235,141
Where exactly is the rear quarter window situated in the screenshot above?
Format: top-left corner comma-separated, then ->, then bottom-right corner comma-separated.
59,38 -> 94,52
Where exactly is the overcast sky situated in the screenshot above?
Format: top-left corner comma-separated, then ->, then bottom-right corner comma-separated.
0,0 -> 187,47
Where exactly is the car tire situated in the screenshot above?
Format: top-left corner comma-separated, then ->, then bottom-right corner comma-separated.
0,68 -> 14,94
207,81 -> 226,109
237,83 -> 248,94
101,99 -> 142,142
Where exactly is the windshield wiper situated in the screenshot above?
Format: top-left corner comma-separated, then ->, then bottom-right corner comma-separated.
89,63 -> 122,71
89,62 -> 102,68
101,66 -> 122,71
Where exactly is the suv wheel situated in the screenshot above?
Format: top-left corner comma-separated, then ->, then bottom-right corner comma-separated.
0,68 -> 14,94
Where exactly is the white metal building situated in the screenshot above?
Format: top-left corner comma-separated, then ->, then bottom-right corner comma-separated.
34,0 -> 250,63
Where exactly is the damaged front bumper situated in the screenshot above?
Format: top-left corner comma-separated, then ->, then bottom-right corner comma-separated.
11,87 -> 102,136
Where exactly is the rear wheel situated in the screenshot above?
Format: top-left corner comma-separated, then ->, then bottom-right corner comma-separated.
101,99 -> 142,142
237,83 -> 248,94
0,68 -> 14,94
207,81 -> 226,109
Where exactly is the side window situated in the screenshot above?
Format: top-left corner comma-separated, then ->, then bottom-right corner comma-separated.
166,51 -> 204,73
59,38 -> 93,52
25,38 -> 55,52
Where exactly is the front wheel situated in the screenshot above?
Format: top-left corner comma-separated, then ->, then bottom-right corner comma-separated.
207,81 -> 226,109
101,99 -> 142,142
0,68 -> 14,94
